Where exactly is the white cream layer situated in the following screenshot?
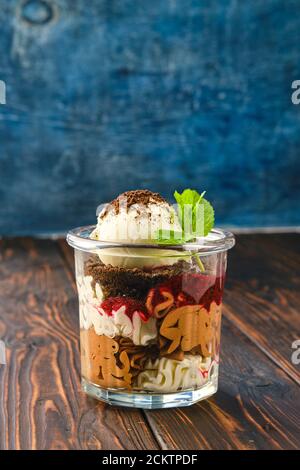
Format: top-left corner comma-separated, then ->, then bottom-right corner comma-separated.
77,275 -> 157,346
135,355 -> 216,392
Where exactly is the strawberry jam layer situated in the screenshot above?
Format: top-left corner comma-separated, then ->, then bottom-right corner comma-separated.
99,297 -> 150,322
146,273 -> 225,313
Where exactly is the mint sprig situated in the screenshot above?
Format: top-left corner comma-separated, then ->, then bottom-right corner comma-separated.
174,188 -> 214,237
155,188 -> 215,244
154,229 -> 190,245
154,189 -> 215,272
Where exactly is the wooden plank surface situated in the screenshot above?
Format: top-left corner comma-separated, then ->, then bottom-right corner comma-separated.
0,239 -> 159,450
59,234 -> 300,450
224,234 -> 300,385
145,317 -> 300,450
0,234 -> 300,449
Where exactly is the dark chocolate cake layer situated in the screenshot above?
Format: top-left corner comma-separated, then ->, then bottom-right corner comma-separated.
84,256 -> 192,300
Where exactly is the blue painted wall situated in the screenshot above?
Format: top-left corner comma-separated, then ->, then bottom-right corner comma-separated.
0,0 -> 300,235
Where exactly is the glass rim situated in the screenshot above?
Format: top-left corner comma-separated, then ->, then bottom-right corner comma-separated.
66,225 -> 235,255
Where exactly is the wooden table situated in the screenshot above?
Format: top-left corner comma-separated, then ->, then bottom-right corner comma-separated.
0,234 -> 300,450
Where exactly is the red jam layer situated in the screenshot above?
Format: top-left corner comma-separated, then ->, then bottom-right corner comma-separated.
147,274 -> 225,312
99,297 -> 150,321
99,273 -> 225,320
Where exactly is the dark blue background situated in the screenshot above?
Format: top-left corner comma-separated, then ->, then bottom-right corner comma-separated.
0,0 -> 300,235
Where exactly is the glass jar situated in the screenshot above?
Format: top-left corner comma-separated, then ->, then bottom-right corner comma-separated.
67,226 -> 235,409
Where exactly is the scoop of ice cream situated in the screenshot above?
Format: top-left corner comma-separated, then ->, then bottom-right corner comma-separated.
90,190 -> 186,268
91,189 -> 181,243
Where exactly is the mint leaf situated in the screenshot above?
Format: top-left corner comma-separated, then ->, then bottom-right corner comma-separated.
154,229 -> 194,245
174,189 -> 205,211
174,189 -> 214,237
153,188 -> 214,273
201,197 -> 215,236
153,188 -> 214,246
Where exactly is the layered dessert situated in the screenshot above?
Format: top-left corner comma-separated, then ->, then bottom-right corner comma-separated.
76,189 -> 225,394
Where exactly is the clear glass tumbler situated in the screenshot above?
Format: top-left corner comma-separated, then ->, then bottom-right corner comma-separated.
67,226 -> 235,409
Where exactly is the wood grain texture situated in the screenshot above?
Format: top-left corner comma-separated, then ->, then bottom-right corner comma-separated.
59,235 -> 300,450
0,238 -> 159,450
145,317 -> 300,450
1,0 -> 300,235
224,234 -> 300,385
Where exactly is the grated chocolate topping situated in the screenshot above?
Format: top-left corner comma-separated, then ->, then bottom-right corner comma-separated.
100,190 -> 167,218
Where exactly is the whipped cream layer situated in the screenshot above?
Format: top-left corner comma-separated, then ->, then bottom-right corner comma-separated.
77,275 -> 103,329
77,275 -> 157,346
135,355 -> 217,392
